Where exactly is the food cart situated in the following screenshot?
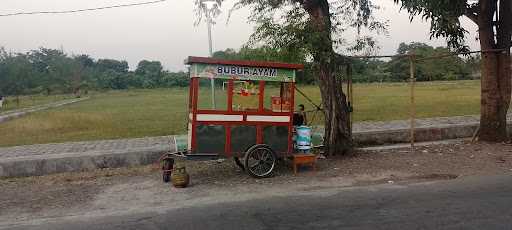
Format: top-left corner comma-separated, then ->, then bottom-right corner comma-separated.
162,56 -> 307,179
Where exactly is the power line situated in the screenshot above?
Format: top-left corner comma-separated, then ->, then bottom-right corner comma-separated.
0,0 -> 167,17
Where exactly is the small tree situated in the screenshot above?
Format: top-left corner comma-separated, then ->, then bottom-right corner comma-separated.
395,0 -> 511,141
135,60 -> 164,88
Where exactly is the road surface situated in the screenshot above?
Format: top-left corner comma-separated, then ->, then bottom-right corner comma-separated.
5,174 -> 512,230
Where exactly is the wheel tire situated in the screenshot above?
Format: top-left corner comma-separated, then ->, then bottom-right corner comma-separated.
234,157 -> 245,171
244,144 -> 277,178
162,158 -> 174,183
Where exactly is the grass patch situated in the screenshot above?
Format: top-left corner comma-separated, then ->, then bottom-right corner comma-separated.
295,80 -> 480,125
0,81 -> 481,147
0,94 -> 75,113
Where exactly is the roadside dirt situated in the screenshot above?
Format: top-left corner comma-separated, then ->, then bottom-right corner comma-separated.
1,140 -> 512,226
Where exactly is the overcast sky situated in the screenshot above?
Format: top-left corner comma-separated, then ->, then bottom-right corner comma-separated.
1,0 -> 479,71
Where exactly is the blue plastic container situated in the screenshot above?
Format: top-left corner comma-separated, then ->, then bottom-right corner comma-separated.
295,126 -> 312,152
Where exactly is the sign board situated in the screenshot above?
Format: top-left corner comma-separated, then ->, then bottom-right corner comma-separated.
189,62 -> 297,82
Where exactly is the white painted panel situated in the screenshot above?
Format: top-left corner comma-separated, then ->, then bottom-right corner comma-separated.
246,115 -> 290,122
196,114 -> 244,122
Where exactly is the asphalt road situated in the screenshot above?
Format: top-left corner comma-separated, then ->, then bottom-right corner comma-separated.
7,174 -> 512,230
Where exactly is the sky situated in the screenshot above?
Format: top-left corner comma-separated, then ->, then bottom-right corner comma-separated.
0,0 -> 479,71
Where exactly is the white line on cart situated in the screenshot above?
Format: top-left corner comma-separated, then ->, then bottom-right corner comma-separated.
246,115 -> 290,122
196,114 -> 244,122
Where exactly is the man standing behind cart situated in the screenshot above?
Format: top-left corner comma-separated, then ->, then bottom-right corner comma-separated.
293,104 -> 307,126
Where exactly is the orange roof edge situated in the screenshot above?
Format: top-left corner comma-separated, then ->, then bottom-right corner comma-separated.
185,56 -> 304,70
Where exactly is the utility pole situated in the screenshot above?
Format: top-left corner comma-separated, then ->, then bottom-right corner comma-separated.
202,0 -> 217,109
206,7 -> 213,57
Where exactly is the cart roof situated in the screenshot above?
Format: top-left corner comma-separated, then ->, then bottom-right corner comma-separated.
186,56 -> 304,69
186,56 -> 303,82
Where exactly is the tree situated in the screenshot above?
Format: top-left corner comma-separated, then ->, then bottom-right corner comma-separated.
388,42 -> 469,81
0,51 -> 33,96
96,59 -> 129,73
197,0 -> 384,155
27,48 -> 71,94
395,0 -> 511,141
161,71 -> 189,87
351,58 -> 391,82
213,46 -> 306,63
135,60 -> 164,88
212,48 -> 240,60
73,54 -> 96,95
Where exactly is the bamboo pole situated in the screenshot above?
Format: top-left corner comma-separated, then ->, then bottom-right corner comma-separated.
409,54 -> 416,152
345,70 -> 350,133
349,65 -> 354,136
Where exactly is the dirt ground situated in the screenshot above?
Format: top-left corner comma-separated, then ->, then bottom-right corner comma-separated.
1,140 -> 512,226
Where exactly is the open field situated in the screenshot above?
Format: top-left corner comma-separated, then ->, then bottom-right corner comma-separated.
0,80 -> 481,147
298,80 -> 480,122
0,94 -> 75,113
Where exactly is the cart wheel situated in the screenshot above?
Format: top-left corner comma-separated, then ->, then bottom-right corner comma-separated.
244,144 -> 276,178
162,158 -> 174,183
234,157 -> 245,171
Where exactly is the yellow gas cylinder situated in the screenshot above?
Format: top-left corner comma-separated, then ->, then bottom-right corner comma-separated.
171,164 -> 190,188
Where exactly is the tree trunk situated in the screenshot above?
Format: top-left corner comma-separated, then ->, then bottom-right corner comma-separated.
479,51 -> 508,140
316,60 -> 353,155
478,0 -> 512,141
303,0 -> 352,155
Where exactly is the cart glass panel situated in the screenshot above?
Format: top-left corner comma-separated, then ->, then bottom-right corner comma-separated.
197,78 -> 228,111
263,125 -> 289,153
232,80 -> 260,112
231,125 -> 257,153
264,82 -> 293,113
195,125 -> 226,153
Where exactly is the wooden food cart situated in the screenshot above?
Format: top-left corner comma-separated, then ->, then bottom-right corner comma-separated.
162,57 -> 305,179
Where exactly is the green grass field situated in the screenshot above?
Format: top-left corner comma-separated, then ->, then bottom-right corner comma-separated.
0,80 -> 481,147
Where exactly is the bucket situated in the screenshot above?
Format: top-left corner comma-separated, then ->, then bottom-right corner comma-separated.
174,135 -> 188,152
296,126 -> 312,151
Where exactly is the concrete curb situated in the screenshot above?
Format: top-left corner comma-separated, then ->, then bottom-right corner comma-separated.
360,138 -> 469,151
0,97 -> 89,124
0,146 -> 174,178
353,123 -> 481,146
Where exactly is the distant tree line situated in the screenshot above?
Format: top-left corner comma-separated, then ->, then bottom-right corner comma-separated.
375,42 -> 480,82
214,42 -> 481,84
0,47 -> 188,96
0,42 -> 480,96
